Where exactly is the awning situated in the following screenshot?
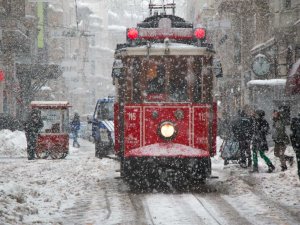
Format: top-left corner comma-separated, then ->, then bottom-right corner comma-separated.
285,59 -> 300,95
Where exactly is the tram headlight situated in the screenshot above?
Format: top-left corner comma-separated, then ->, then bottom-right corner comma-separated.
159,121 -> 176,140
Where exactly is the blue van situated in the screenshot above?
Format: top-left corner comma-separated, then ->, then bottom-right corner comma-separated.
91,97 -> 114,158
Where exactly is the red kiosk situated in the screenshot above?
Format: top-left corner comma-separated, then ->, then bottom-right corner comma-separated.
30,101 -> 71,159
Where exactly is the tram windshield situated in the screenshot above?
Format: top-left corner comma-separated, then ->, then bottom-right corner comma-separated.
96,102 -> 114,120
146,63 -> 166,94
143,57 -> 190,102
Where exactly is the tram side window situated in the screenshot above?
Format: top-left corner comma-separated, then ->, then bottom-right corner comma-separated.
146,63 -> 166,94
132,59 -> 142,102
193,57 -> 202,103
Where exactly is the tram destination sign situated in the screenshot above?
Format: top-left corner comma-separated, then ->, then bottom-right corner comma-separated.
138,28 -> 194,40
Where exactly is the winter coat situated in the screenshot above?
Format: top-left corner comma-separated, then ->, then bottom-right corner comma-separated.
219,117 -> 234,140
252,117 -> 269,151
70,116 -> 80,132
272,117 -> 289,144
24,110 -> 43,134
232,114 -> 253,142
290,116 -> 300,149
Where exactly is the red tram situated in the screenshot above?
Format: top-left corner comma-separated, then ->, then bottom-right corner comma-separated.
112,2 -> 218,183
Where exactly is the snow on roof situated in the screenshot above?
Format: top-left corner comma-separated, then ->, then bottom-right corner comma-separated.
31,101 -> 70,107
90,46 -> 114,53
294,19 -> 300,26
89,14 -> 100,19
90,22 -> 102,28
119,43 -> 214,56
255,53 -> 267,58
107,25 -> 127,31
251,37 -> 275,53
40,86 -> 52,91
124,10 -> 142,20
48,4 -> 63,13
108,10 -> 119,19
247,79 -> 286,88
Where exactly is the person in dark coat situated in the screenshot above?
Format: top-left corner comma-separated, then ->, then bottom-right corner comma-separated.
272,110 -> 294,171
24,109 -> 43,160
232,110 -> 253,168
251,110 -> 275,173
290,113 -> 300,179
70,112 -> 81,147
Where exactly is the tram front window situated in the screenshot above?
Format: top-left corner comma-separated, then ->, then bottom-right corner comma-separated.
96,102 -> 114,120
143,57 -> 189,102
146,63 -> 165,94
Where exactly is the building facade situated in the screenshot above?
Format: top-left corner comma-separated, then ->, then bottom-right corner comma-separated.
186,0 -> 300,121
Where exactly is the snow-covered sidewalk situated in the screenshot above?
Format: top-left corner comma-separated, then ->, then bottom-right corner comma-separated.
0,130 -> 116,224
213,137 -> 300,220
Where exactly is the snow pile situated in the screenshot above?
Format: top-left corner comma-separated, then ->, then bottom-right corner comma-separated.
247,79 -> 286,87
107,25 -> 127,31
0,139 -> 119,224
0,181 -> 39,224
0,130 -> 27,157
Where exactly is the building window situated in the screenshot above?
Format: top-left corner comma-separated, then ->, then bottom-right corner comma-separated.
285,0 -> 291,9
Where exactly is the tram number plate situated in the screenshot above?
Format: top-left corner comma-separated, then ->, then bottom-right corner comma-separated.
100,129 -> 109,142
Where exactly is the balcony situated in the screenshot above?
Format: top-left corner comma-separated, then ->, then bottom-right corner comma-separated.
0,17 -> 30,53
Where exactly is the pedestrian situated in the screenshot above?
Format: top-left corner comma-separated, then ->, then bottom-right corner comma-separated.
290,113 -> 300,179
232,110 -> 253,168
272,110 -> 294,171
219,114 -> 233,140
251,109 -> 275,173
24,109 -> 44,160
70,112 -> 81,148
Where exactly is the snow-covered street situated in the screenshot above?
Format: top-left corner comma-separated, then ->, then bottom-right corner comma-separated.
0,130 -> 300,225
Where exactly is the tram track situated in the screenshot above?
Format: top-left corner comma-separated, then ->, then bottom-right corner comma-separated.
192,194 -> 223,225
239,175 -> 300,224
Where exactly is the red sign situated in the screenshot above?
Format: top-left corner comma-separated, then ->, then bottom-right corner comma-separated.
0,70 -> 5,82
193,105 -> 210,152
124,106 -> 142,154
